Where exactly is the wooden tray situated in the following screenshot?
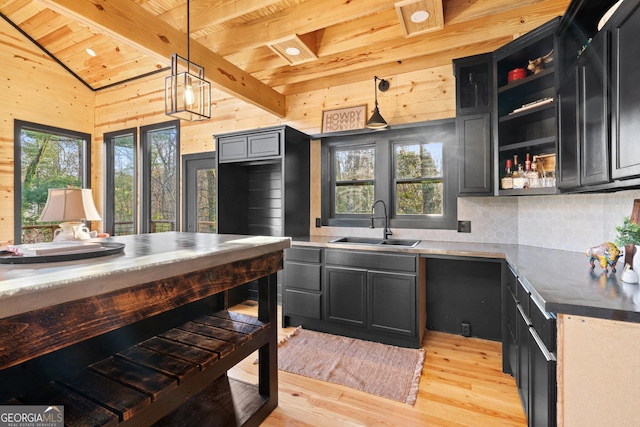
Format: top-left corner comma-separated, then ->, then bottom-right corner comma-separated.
0,242 -> 125,264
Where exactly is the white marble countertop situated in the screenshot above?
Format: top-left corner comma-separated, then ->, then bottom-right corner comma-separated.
0,232 -> 290,318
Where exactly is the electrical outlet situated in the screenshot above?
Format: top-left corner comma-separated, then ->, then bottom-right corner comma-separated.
315,218 -> 322,228
457,220 -> 471,233
461,322 -> 471,337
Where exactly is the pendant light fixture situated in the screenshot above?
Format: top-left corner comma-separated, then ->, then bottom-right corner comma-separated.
366,76 -> 390,130
165,0 -> 211,121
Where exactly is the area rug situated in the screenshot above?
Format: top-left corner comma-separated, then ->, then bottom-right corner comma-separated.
275,327 -> 425,405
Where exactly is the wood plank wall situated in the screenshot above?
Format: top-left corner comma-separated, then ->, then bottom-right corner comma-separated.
0,19 -> 94,246
0,1 -> 568,246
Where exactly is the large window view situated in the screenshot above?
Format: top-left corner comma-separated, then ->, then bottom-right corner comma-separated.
105,130 -> 136,236
141,121 -> 179,234
322,121 -> 456,230
334,146 -> 375,215
394,142 -> 443,216
15,120 -> 90,244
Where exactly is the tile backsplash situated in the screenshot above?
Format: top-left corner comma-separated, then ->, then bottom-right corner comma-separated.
313,189 -> 640,253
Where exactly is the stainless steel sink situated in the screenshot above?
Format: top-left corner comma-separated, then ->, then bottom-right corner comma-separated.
329,237 -> 420,248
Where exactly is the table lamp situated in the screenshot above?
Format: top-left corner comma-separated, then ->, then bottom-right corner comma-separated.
38,188 -> 101,241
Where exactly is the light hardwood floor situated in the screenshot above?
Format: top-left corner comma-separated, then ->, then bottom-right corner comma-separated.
229,301 -> 526,427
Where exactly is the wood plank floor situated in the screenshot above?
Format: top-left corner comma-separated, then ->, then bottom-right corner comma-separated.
228,301 -> 526,427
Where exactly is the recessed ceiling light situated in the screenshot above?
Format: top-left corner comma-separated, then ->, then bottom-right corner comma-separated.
285,47 -> 301,56
411,10 -> 429,23
86,48 -> 96,57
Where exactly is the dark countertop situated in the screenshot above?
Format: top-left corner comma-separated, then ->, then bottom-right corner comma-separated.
291,236 -> 640,323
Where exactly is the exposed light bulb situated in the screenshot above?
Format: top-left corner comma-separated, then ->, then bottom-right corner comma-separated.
285,47 -> 301,56
411,10 -> 429,23
86,48 -> 96,57
184,84 -> 195,108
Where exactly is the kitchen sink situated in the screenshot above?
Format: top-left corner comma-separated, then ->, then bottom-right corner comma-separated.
329,237 -> 420,248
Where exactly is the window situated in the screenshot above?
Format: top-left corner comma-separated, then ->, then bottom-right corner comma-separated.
104,120 -> 179,236
141,121 -> 180,234
334,145 -> 375,215
14,120 -> 91,244
321,120 -> 456,230
104,129 -> 137,236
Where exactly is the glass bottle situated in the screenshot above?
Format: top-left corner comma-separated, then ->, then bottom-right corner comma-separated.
501,159 -> 513,189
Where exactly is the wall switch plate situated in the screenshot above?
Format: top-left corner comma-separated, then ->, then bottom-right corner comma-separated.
457,220 -> 471,233
461,322 -> 471,337
315,218 -> 322,228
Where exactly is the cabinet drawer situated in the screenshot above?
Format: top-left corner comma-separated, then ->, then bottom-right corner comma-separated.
218,136 -> 247,161
517,278 -> 530,319
530,297 -> 556,352
248,132 -> 280,158
285,262 -> 321,291
506,265 -> 517,295
286,247 -> 322,263
325,249 -> 416,273
285,290 -> 321,320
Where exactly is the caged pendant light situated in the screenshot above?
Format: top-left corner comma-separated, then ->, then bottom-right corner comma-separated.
165,0 -> 211,121
365,76 -> 390,130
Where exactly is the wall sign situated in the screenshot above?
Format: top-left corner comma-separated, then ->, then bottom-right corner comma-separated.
322,105 -> 367,133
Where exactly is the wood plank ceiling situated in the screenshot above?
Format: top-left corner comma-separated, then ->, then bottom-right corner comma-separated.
0,0 -> 571,117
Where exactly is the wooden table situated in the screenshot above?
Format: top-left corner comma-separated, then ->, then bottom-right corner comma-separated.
0,232 -> 290,426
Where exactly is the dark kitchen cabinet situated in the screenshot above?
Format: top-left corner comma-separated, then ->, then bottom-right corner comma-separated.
611,0 -> 640,180
494,18 -> 559,196
557,24 -> 610,190
503,266 -> 557,427
453,53 -> 494,196
284,247 -> 425,348
283,247 -> 323,321
216,125 -> 310,302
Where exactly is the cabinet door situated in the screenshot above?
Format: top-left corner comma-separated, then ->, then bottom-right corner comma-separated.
218,136 -> 247,161
517,304 -> 531,418
368,271 -> 416,336
457,113 -> 492,195
580,33 -> 610,186
611,1 -> 640,179
248,132 -> 280,158
557,66 -> 580,189
325,266 -> 367,327
529,328 -> 556,427
453,53 -> 493,115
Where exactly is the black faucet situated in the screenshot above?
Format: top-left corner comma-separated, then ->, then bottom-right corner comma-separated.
370,199 -> 392,240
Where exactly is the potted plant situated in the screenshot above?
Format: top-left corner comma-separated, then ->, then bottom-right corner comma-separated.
615,216 -> 640,282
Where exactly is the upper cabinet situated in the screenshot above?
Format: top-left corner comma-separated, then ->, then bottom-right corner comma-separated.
453,53 -> 494,196
494,18 -> 560,196
557,0 -> 640,191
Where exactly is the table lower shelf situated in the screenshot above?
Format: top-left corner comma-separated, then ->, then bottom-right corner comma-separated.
9,310 -> 275,427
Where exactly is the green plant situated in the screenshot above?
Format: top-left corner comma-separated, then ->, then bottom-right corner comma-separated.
615,216 -> 640,246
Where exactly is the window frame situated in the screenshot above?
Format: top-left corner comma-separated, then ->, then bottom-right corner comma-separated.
13,120 -> 92,244
104,128 -> 138,236
140,120 -> 180,234
321,120 -> 457,230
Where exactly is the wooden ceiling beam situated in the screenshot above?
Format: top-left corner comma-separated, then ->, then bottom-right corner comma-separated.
204,0 -> 393,57
249,0 -> 570,88
37,0 -> 286,117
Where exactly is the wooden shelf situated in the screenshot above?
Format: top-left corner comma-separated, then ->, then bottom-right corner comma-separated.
499,136 -> 556,152
498,67 -> 555,94
499,187 -> 557,196
499,102 -> 555,123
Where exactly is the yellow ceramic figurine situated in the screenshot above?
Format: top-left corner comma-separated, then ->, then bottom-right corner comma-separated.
586,242 -> 622,273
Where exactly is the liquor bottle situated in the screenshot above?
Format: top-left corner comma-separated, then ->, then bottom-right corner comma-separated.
512,154 -> 526,189
525,153 -> 539,188
501,159 -> 514,189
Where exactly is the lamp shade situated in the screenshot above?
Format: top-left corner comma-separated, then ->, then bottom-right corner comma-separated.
366,107 -> 388,129
38,188 -> 101,222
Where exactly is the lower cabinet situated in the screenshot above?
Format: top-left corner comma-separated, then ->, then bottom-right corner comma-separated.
503,266 -> 557,427
283,246 -> 425,348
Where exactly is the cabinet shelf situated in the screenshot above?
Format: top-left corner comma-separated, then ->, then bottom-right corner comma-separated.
499,187 -> 557,196
498,68 -> 555,94
499,102 -> 555,123
499,136 -> 556,152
